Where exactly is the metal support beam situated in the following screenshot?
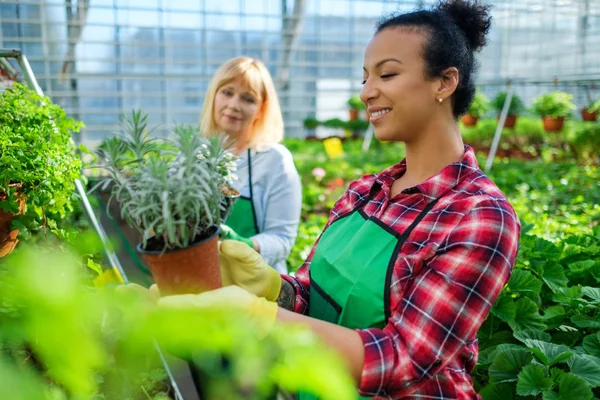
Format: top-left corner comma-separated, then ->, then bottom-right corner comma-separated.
485,85 -> 514,172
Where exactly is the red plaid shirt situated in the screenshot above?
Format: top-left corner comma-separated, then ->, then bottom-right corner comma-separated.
283,146 -> 520,399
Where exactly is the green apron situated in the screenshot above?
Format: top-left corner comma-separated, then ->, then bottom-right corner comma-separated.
225,149 -> 259,237
298,187 -> 439,400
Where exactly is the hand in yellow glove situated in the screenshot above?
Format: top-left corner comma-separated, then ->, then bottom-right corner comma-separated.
219,240 -> 282,301
158,285 -> 279,333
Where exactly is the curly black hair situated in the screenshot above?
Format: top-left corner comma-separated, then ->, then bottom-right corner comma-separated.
376,0 -> 492,118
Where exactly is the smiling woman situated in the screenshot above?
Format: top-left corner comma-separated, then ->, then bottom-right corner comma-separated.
137,1 -> 521,399
199,57 -> 302,274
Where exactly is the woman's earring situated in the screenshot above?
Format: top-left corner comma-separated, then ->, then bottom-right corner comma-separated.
438,98 -> 443,104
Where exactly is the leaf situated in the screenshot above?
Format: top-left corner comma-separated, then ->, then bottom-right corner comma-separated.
86,259 -> 103,275
543,262 -> 569,293
550,367 -> 566,384
517,364 -> 554,396
543,306 -> 567,321
508,269 -> 543,295
489,348 -> 533,383
479,382 -> 514,400
582,333 -> 600,357
571,315 -> 600,329
543,373 -> 593,400
491,294 -> 517,323
568,260 -> 595,275
509,298 -> 547,332
514,329 -> 552,344
567,354 -> 600,387
524,340 -> 573,366
581,286 -> 600,303
553,286 -> 583,305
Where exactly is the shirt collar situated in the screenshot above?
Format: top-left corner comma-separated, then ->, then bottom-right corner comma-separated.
374,145 -> 480,202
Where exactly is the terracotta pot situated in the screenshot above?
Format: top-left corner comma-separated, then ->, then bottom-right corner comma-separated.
0,186 -> 26,258
461,114 -> 479,127
581,109 -> 599,122
542,116 -> 565,133
497,114 -> 518,129
138,225 -> 221,295
219,184 -> 240,221
349,109 -> 359,121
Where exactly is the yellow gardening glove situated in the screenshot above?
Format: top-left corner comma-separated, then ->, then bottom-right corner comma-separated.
158,285 -> 278,332
219,240 -> 282,301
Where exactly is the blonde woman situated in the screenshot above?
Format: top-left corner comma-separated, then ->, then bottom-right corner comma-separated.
200,56 -> 301,274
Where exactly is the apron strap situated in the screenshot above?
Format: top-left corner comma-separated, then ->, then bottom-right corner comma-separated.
384,196 -> 441,320
247,149 -> 260,235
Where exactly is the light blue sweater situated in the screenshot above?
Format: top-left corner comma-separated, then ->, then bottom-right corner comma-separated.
232,144 -> 302,274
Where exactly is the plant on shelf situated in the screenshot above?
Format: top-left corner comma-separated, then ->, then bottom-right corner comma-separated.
581,99 -> 600,122
531,91 -> 576,133
461,91 -> 490,127
345,119 -> 370,138
322,118 -> 346,130
303,116 -> 320,140
347,94 -> 365,120
92,110 -> 237,295
0,82 -> 83,257
490,91 -> 525,129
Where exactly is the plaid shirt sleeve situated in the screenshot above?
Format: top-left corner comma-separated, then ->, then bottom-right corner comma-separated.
282,175 -> 377,314
356,198 -> 520,398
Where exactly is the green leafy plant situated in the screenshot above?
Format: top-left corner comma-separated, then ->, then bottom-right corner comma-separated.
474,227 -> 600,399
345,119 -> 370,132
0,83 -> 83,234
346,94 -> 365,110
0,245 -> 356,400
587,100 -> 600,113
322,118 -> 346,129
92,110 -> 237,252
303,117 -> 319,130
467,91 -> 491,117
491,92 -> 526,116
531,91 -> 576,118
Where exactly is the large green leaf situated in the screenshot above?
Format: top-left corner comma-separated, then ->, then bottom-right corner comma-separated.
491,294 -> 517,323
479,382 -> 514,400
567,354 -> 600,387
568,260 -> 595,275
543,306 -> 567,321
517,364 -> 554,396
509,269 -> 543,295
582,333 -> 600,357
514,329 -> 551,344
542,262 -> 569,293
581,286 -> 600,303
489,348 -> 533,383
542,373 -> 593,400
571,315 -> 600,329
509,298 -> 547,332
524,340 -> 573,366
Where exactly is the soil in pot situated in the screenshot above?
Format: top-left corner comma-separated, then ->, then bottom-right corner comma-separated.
219,184 -> 240,221
138,225 -> 221,295
581,109 -> 599,122
542,116 -> 565,133
461,114 -> 479,127
0,187 -> 26,258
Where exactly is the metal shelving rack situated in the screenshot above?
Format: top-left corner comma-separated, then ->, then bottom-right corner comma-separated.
0,47 -> 198,400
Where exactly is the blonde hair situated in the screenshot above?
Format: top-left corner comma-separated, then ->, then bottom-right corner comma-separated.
200,56 -> 284,149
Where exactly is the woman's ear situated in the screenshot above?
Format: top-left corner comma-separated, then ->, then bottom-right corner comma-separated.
435,67 -> 459,102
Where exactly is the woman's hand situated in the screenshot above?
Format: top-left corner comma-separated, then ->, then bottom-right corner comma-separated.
219,240 -> 282,301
